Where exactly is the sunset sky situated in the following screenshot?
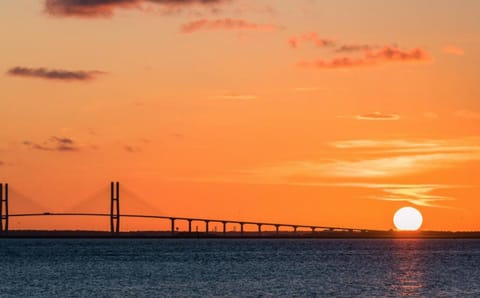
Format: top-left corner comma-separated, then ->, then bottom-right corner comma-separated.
1,0 -> 479,231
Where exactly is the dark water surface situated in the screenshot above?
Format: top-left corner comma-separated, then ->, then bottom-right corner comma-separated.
0,239 -> 479,297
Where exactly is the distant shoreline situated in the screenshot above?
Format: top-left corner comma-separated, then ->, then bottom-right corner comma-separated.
1,230 -> 480,239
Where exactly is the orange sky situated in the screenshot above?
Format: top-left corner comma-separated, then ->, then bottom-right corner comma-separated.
1,0 -> 480,231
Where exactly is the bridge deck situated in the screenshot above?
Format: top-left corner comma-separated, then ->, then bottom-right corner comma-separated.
8,212 -> 378,232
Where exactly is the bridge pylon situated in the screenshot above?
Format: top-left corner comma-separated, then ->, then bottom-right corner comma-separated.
0,183 -> 8,235
110,181 -> 120,235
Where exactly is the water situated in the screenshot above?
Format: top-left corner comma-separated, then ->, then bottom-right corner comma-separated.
0,239 -> 479,297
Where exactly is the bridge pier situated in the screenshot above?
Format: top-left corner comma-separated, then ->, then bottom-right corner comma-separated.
188,219 -> 192,233
240,223 -> 244,235
275,225 -> 280,236
257,224 -> 262,235
223,222 -> 227,236
110,182 -> 120,236
0,183 -> 8,235
205,221 -> 209,234
170,218 -> 175,236
293,226 -> 297,235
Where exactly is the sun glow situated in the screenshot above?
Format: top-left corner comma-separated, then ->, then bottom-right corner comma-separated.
393,207 -> 423,231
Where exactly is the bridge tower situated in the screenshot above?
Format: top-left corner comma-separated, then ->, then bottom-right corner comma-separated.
0,183 -> 8,235
110,181 -> 120,235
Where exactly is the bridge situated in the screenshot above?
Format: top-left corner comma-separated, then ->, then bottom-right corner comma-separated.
0,182 -> 377,237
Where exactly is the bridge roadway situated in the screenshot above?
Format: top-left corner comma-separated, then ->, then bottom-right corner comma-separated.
8,212 -> 376,235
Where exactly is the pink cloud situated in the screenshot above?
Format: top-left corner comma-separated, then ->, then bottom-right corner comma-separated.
288,32 -> 335,49
181,18 -> 277,33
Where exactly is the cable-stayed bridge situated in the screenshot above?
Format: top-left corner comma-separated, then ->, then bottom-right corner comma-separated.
0,182 -> 379,237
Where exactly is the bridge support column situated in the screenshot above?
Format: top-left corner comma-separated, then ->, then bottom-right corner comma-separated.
170,218 -> 175,236
110,181 -> 120,236
257,224 -> 262,235
223,222 -> 227,236
205,221 -> 209,234
293,226 -> 297,235
0,183 -> 8,235
275,225 -> 280,236
240,223 -> 244,235
188,220 -> 192,233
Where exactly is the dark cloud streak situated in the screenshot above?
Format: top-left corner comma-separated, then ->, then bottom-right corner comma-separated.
299,46 -> 431,69
45,0 -> 228,17
7,67 -> 105,81
23,137 -> 80,152
335,44 -> 377,53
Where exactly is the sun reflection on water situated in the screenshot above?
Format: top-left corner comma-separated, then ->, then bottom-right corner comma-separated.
387,239 -> 425,296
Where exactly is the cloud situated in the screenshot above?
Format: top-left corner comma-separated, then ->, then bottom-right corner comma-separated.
455,110 -> 480,120
331,138 -> 480,158
240,138 -> 480,180
442,45 -> 465,56
181,18 -> 276,33
247,153 -> 480,179
372,184 -> 454,207
299,46 -> 431,69
355,112 -> 400,121
196,137 -> 480,208
7,67 -> 105,81
45,0 -> 227,17
366,46 -> 430,61
288,32 -> 335,49
23,137 -> 80,152
334,44 -> 377,53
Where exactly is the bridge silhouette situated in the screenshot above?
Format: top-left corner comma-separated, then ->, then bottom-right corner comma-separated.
0,182 -> 379,237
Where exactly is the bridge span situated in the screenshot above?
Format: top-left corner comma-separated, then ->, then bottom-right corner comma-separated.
1,182 -> 379,236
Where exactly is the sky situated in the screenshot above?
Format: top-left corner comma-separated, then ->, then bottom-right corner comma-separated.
1,0 -> 479,231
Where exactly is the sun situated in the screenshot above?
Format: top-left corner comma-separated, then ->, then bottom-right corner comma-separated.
393,207 -> 423,231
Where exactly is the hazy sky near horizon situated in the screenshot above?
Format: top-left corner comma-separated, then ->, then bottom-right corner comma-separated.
1,0 -> 480,231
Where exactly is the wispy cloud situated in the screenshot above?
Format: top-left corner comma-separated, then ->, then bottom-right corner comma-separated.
7,67 -> 105,81
23,137 -> 80,152
181,18 -> 277,33
196,138 -> 480,207
442,45 -> 465,56
244,137 -> 480,180
355,112 -> 400,121
288,32 -> 335,49
45,0 -> 228,17
246,153 -> 479,179
299,46 -> 431,69
373,184 -> 454,207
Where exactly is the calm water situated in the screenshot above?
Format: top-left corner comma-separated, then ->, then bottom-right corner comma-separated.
0,239 -> 479,297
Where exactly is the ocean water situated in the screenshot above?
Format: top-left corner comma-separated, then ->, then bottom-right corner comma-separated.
0,239 -> 479,297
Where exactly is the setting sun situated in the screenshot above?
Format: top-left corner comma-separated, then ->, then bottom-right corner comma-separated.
393,207 -> 423,231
